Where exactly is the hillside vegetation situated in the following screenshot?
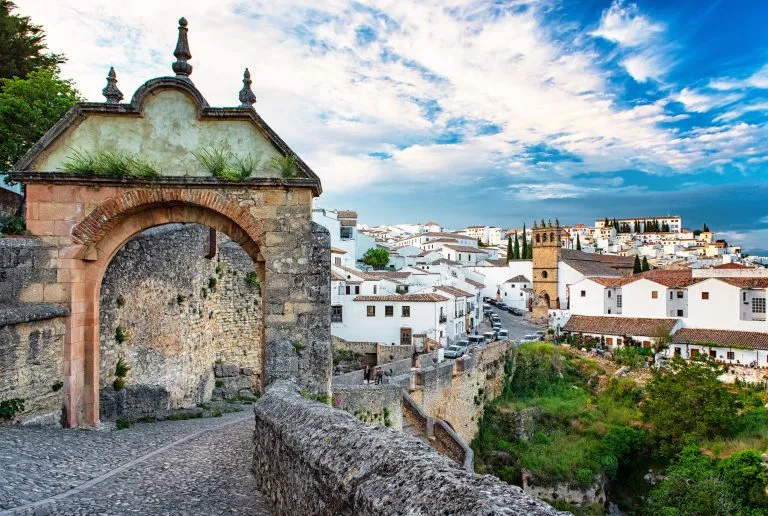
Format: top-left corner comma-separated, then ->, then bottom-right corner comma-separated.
472,342 -> 768,515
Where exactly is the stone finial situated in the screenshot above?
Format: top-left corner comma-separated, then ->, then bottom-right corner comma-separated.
533,220 -> 538,229
238,68 -> 257,107
101,67 -> 124,103
555,218 -> 559,227
172,17 -> 193,77
548,219 -> 552,228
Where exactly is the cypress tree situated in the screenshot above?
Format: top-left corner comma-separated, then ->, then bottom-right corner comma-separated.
513,232 -> 520,259
576,233 -> 582,251
506,236 -> 512,262
521,224 -> 527,260
633,255 -> 642,274
703,223 -> 710,232
642,256 -> 650,272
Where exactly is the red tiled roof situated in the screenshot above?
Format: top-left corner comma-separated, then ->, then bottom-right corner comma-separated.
673,328 -> 768,350
331,271 -> 346,281
330,247 -> 347,254
428,238 -> 459,244
591,276 -> 636,287
563,315 -> 678,336
631,269 -> 702,288
719,277 -> 768,289
353,294 -> 448,302
434,285 -> 473,297
504,275 -> 531,284
464,278 -> 485,288
337,210 -> 357,218
713,262 -> 751,269
444,245 -> 487,253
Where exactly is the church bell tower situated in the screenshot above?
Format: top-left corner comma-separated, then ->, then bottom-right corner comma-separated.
532,219 -> 561,318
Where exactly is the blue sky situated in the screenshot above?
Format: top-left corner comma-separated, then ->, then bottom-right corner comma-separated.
17,0 -> 768,252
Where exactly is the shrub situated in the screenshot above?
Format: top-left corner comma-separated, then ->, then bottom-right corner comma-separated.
292,340 -> 305,354
115,327 -> 127,343
0,216 -> 26,235
116,295 -> 125,308
113,377 -> 126,391
208,277 -> 217,290
114,357 -> 131,378
192,142 -> 255,181
0,398 -> 24,419
115,418 -> 132,430
215,380 -> 224,388
245,271 -> 260,289
63,148 -> 159,178
51,381 -> 64,392
270,154 -> 299,178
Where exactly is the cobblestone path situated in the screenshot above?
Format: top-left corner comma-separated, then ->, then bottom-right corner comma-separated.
0,410 -> 271,515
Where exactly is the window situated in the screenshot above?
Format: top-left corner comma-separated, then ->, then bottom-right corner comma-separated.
608,291 -> 612,298
402,306 -> 410,317
674,347 -> 681,356
702,292 -> 709,300
334,256 -> 341,266
691,348 -> 699,357
617,295 -> 622,308
727,351 -> 735,360
345,285 -> 351,295
340,227 -> 353,240
676,309 -> 683,316
606,337 -> 613,345
677,291 -> 684,299
542,271 -> 548,279
373,285 -> 377,295
355,286 -> 360,295
458,254 -> 462,261
385,305 -> 394,317
752,298 -> 766,314
709,349 -> 716,358
367,306 -> 375,317
331,305 -> 343,323
617,339 -> 623,347
652,291 -> 658,299
400,327 -> 412,346
581,290 -> 586,297
669,291 -> 673,300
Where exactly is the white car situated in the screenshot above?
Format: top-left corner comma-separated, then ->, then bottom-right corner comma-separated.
520,334 -> 540,343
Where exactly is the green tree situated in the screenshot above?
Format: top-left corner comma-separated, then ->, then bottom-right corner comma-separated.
521,224 -> 528,259
513,232 -> 520,259
650,445 -> 738,515
720,450 -> 768,510
506,236 -> 512,262
361,247 -> 389,270
633,255 -> 642,274
644,358 -> 738,456
0,1 -> 64,85
703,223 -> 710,232
576,233 -> 581,251
642,256 -> 650,272
651,324 -> 673,353
0,69 -> 80,172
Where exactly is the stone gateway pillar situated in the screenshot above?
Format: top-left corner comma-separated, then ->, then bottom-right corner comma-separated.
8,18 -> 331,427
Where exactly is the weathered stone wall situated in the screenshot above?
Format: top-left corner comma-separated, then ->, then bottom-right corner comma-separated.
376,343 -> 413,364
412,341 -> 510,443
0,238 -> 58,305
0,307 -> 68,425
0,188 -> 22,218
252,381 -> 560,515
99,224 -> 262,417
332,384 -> 403,431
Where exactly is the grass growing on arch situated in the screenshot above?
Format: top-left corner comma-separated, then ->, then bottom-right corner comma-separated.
62,148 -> 159,178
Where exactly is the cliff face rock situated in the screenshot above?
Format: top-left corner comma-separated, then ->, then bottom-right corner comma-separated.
253,381 -> 563,515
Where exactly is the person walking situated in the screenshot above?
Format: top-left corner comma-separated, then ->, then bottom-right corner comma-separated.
374,367 -> 383,385
364,365 -> 371,384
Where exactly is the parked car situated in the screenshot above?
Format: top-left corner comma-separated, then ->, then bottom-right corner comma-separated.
491,316 -> 501,324
535,331 -> 545,339
444,345 -> 465,359
520,334 -> 540,343
483,331 -> 496,342
483,296 -> 491,303
504,305 -> 516,313
455,339 -> 470,351
497,329 -> 509,340
468,335 -> 485,347
510,308 -> 523,316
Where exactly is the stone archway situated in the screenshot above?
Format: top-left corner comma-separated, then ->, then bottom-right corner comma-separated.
71,190 -> 267,426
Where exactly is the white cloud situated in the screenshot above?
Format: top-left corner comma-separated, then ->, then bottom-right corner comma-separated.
12,0 -> 768,197
710,63 -> 768,91
590,1 -> 664,47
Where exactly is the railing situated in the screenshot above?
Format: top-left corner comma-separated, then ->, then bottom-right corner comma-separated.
331,314 -> 343,323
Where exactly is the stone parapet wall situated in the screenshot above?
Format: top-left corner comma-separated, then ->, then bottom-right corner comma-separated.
0,309 -> 68,425
0,238 -> 58,305
252,381 -> 561,515
331,337 -> 378,356
376,343 -> 413,364
333,384 -> 402,430
434,419 -> 474,470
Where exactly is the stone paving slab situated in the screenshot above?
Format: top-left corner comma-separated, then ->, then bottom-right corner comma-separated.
0,410 -> 270,515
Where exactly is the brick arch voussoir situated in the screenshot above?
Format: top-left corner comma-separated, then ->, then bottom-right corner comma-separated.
72,188 -> 265,253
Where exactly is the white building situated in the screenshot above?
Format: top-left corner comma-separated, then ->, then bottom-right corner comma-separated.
460,225 -> 502,246
312,209 -> 377,262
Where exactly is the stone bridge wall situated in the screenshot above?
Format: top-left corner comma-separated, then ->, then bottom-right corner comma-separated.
411,340 -> 510,443
98,224 -> 262,417
252,381 -> 560,515
332,384 -> 403,431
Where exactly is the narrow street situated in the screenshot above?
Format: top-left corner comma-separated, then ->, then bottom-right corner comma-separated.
474,304 -> 544,342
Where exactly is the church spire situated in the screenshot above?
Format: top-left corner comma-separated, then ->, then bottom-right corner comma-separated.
172,17 -> 193,77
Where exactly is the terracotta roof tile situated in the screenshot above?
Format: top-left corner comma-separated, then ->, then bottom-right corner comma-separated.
633,269 -> 702,288
504,275 -> 531,284
464,278 -> 485,288
673,328 -> 768,350
713,262 -> 751,269
330,247 -> 347,254
719,277 -> 768,289
563,315 -> 678,336
353,293 -> 449,302
443,245 -> 487,253
331,271 -> 346,281
434,285 -> 473,297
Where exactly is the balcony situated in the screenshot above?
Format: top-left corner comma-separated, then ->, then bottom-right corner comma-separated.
439,315 -> 447,323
